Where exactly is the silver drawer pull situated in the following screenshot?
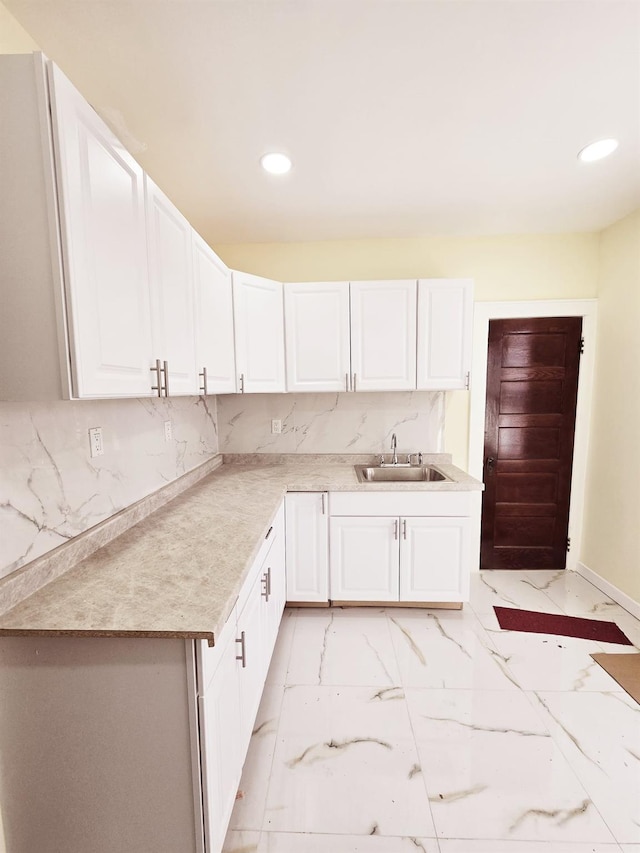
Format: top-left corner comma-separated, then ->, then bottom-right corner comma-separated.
235,631 -> 246,667
402,518 -> 407,540
261,571 -> 270,602
394,519 -> 398,540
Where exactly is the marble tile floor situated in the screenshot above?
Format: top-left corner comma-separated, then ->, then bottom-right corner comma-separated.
223,570 -> 640,853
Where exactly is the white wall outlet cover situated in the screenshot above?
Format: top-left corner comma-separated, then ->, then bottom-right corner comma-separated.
271,419 -> 282,434
89,427 -> 104,458
164,421 -> 173,442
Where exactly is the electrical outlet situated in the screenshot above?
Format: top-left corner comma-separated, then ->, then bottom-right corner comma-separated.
271,419 -> 282,434
89,427 -> 104,458
164,420 -> 173,442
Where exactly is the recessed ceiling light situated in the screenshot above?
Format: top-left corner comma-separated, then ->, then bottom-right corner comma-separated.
577,138 -> 619,163
260,152 -> 292,175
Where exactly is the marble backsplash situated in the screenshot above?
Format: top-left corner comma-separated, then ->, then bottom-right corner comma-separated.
217,391 -> 444,456
0,395 -> 218,580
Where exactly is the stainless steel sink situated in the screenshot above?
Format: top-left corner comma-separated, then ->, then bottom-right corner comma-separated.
355,465 -> 450,483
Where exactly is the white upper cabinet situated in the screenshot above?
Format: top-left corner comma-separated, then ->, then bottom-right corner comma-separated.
232,272 -> 285,393
145,177 -> 198,395
350,280 -> 417,391
284,282 -> 351,392
48,63 -> 155,399
0,54 -> 156,400
417,279 -> 473,390
192,235 -> 237,395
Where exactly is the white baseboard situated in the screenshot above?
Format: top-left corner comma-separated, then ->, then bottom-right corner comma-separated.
576,561 -> 640,621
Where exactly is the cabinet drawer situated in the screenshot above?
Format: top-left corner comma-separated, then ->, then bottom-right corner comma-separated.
329,491 -> 472,517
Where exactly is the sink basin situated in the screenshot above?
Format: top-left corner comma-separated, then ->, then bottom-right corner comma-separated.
355,465 -> 450,483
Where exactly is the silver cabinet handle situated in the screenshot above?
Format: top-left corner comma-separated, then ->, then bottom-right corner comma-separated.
345,373 -> 349,392
261,571 -> 270,602
199,366 -> 208,395
150,359 -> 163,397
321,493 -> 326,515
265,526 -> 273,540
402,519 -> 407,540
267,566 -> 272,597
394,519 -> 398,540
150,359 -> 169,396
353,373 -> 357,392
235,631 -> 246,667
239,373 -> 245,393
163,360 -> 169,397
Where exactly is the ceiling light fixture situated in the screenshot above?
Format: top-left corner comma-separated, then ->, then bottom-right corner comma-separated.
577,138 -> 619,163
260,152 -> 292,175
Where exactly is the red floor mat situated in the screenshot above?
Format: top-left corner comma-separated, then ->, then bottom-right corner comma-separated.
494,606 -> 632,645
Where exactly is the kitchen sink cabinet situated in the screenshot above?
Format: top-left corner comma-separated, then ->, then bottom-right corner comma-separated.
0,53 -> 156,400
285,492 -> 329,603
193,234 -> 237,395
145,176 -> 199,395
417,278 -> 473,390
330,515 -> 400,601
328,491 -> 480,604
233,271 -> 286,393
400,515 -> 473,601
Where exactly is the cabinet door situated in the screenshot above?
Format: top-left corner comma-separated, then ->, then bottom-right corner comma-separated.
285,493 -> 329,603
266,502 -> 287,634
199,624 -> 242,853
48,63 -> 154,398
417,279 -> 473,390
284,282 -> 351,392
400,516 -> 472,602
193,234 -> 237,394
146,177 -> 198,395
350,280 -> 417,391
233,272 -> 285,393
236,573 -> 269,757
329,516 -> 399,601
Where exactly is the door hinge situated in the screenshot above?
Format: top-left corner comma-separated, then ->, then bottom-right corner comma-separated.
566,537 -> 571,552
579,337 -> 585,355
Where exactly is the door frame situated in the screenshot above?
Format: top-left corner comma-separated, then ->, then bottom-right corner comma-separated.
468,299 -> 597,571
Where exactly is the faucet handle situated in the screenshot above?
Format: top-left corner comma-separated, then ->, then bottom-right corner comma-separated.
408,452 -> 424,466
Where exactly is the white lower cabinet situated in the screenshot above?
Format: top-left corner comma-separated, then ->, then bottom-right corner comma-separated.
199,618 -> 242,853
285,492 -> 329,603
198,500 -> 285,853
328,491 -> 480,604
400,515 -> 472,601
329,516 -> 400,602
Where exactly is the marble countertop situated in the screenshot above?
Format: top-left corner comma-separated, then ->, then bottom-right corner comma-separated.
0,454 -> 483,646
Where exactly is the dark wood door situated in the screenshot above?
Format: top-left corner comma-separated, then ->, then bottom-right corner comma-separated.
481,317 -> 582,570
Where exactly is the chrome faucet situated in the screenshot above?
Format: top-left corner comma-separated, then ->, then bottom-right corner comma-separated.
391,433 -> 398,466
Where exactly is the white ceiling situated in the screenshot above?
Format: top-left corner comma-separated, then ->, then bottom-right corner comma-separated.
6,0 -> 640,244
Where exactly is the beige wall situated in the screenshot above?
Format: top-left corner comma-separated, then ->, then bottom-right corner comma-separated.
214,232 -> 599,301
0,2 -> 38,53
582,210 -> 640,602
